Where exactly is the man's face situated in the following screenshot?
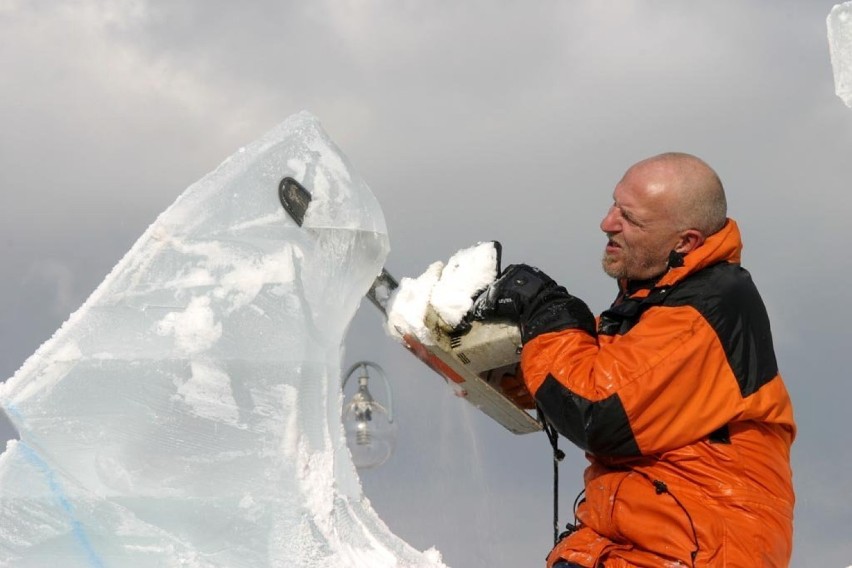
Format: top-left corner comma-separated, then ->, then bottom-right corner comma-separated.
600,166 -> 682,281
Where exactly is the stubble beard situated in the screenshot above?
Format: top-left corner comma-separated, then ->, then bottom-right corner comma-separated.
601,248 -> 667,281
601,253 -> 624,280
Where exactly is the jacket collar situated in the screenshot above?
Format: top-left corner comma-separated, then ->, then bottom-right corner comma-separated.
619,218 -> 743,297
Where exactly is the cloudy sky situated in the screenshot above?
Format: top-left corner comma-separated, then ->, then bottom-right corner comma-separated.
1,1 -> 851,565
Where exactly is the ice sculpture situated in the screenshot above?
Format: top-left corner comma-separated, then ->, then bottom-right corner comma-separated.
828,1 -> 852,107
0,113 -> 446,568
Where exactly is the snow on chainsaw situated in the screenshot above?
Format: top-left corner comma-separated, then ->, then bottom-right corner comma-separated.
383,242 -> 542,435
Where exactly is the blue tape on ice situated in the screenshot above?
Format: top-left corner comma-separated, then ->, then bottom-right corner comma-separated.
18,442 -> 105,568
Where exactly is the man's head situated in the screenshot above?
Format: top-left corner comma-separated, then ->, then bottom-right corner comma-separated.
600,152 -> 727,281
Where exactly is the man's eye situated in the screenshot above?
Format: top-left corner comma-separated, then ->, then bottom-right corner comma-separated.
624,214 -> 644,227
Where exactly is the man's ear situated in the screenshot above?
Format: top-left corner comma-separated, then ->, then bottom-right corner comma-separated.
674,229 -> 705,254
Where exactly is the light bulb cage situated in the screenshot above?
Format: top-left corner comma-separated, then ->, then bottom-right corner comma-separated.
342,361 -> 394,424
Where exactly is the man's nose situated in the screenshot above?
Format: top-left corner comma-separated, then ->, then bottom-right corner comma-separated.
600,206 -> 620,233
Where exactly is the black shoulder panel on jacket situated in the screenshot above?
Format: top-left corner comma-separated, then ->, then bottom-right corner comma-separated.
537,375 -> 641,456
663,262 -> 778,397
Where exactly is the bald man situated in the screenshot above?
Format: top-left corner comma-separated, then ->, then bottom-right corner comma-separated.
475,154 -> 795,567
600,153 -> 728,281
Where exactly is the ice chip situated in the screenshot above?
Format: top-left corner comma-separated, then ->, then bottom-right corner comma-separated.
430,241 -> 500,329
828,1 -> 852,107
385,241 -> 501,344
386,261 -> 445,344
0,113 -> 447,567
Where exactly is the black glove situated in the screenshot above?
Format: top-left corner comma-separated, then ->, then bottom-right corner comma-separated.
472,264 -> 597,343
472,264 -> 556,322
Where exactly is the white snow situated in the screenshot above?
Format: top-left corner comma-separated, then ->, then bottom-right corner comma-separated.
156,296 -> 222,354
175,360 -> 240,425
386,261 -> 444,344
430,242 -> 500,328
385,241 -> 499,343
828,1 -> 852,107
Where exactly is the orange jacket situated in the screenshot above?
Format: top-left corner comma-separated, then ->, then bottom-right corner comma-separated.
521,220 -> 795,567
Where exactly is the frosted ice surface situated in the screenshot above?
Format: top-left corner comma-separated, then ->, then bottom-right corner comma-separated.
0,112 -> 447,568
828,1 -> 852,107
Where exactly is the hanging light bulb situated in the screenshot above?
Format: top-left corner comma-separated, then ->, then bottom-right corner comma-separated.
342,361 -> 397,469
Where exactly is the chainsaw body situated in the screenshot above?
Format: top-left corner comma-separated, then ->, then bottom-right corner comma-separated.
401,307 -> 541,434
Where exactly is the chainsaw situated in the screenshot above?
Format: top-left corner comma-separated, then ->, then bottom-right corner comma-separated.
279,177 -> 542,435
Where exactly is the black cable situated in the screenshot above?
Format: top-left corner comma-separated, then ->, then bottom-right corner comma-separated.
636,473 -> 699,568
571,488 -> 586,526
653,481 -> 699,568
537,406 -> 565,545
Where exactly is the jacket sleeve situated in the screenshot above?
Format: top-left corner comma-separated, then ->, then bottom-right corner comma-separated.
521,303 -> 747,456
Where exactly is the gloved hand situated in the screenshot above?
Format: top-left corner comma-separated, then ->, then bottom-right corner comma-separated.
472,263 -> 597,343
471,264 -> 556,322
